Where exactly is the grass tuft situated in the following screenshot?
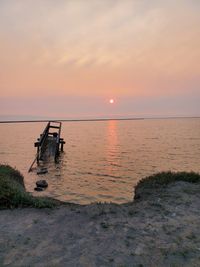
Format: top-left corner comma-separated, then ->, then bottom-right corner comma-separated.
0,164 -> 61,209
134,171 -> 200,200
137,171 -> 200,188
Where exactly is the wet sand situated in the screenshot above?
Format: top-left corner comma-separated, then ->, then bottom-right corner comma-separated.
1,180 -> 200,267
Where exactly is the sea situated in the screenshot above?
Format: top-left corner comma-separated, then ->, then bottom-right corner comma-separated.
0,118 -> 200,204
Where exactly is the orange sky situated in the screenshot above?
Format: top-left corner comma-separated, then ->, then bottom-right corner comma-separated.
0,0 -> 200,119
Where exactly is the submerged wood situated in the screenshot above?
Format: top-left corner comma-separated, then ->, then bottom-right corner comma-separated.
28,121 -> 65,172
37,169 -> 48,175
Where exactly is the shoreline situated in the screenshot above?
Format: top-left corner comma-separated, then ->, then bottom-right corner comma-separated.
1,166 -> 200,266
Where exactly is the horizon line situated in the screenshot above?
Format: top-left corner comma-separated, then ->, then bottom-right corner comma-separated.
0,116 -> 200,124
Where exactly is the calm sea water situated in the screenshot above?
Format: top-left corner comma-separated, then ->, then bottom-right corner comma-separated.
0,118 -> 200,204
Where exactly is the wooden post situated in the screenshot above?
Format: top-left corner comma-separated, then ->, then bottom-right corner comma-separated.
61,142 -> 64,151
37,146 -> 39,163
60,139 -> 65,151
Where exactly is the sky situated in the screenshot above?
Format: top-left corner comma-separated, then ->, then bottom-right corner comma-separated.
0,0 -> 200,120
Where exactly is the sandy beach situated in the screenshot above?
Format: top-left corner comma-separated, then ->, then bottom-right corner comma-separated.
1,178 -> 200,267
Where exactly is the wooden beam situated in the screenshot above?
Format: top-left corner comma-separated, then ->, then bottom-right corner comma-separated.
49,126 -> 60,129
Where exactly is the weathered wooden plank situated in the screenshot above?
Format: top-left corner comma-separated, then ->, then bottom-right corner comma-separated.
49,126 -> 60,129
28,121 -> 65,172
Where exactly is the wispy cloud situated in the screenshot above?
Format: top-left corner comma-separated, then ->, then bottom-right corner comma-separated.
0,0 -> 199,116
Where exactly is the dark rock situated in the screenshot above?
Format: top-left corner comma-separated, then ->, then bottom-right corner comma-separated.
36,180 -> 48,188
34,187 -> 44,191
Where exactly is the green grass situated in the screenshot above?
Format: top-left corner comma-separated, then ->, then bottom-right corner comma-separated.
0,164 -> 25,187
2,165 -> 200,209
134,171 -> 200,199
0,164 -> 61,209
135,171 -> 200,189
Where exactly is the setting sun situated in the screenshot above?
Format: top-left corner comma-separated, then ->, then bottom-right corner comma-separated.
109,99 -> 114,104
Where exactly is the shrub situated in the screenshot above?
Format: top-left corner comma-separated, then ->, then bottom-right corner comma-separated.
134,171 -> 200,200
0,165 -> 60,209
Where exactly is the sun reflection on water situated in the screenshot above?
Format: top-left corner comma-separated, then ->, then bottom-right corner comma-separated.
106,120 -> 120,170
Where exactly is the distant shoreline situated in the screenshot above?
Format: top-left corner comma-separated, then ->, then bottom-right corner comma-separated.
0,116 -> 199,124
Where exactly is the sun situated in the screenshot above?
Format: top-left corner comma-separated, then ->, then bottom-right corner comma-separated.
109,99 -> 114,104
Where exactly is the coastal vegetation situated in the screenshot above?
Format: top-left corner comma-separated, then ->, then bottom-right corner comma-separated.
0,164 -> 61,209
136,171 -> 200,188
134,171 -> 200,199
1,164 -> 200,209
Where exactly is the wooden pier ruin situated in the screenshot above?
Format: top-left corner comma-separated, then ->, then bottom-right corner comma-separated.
28,121 -> 65,172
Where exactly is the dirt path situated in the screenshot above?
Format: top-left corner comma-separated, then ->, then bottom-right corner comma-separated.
1,181 -> 200,267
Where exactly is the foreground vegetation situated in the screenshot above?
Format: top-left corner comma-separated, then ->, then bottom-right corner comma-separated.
0,165 -> 61,209
134,171 -> 200,200
136,171 -> 200,188
1,164 -> 200,210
